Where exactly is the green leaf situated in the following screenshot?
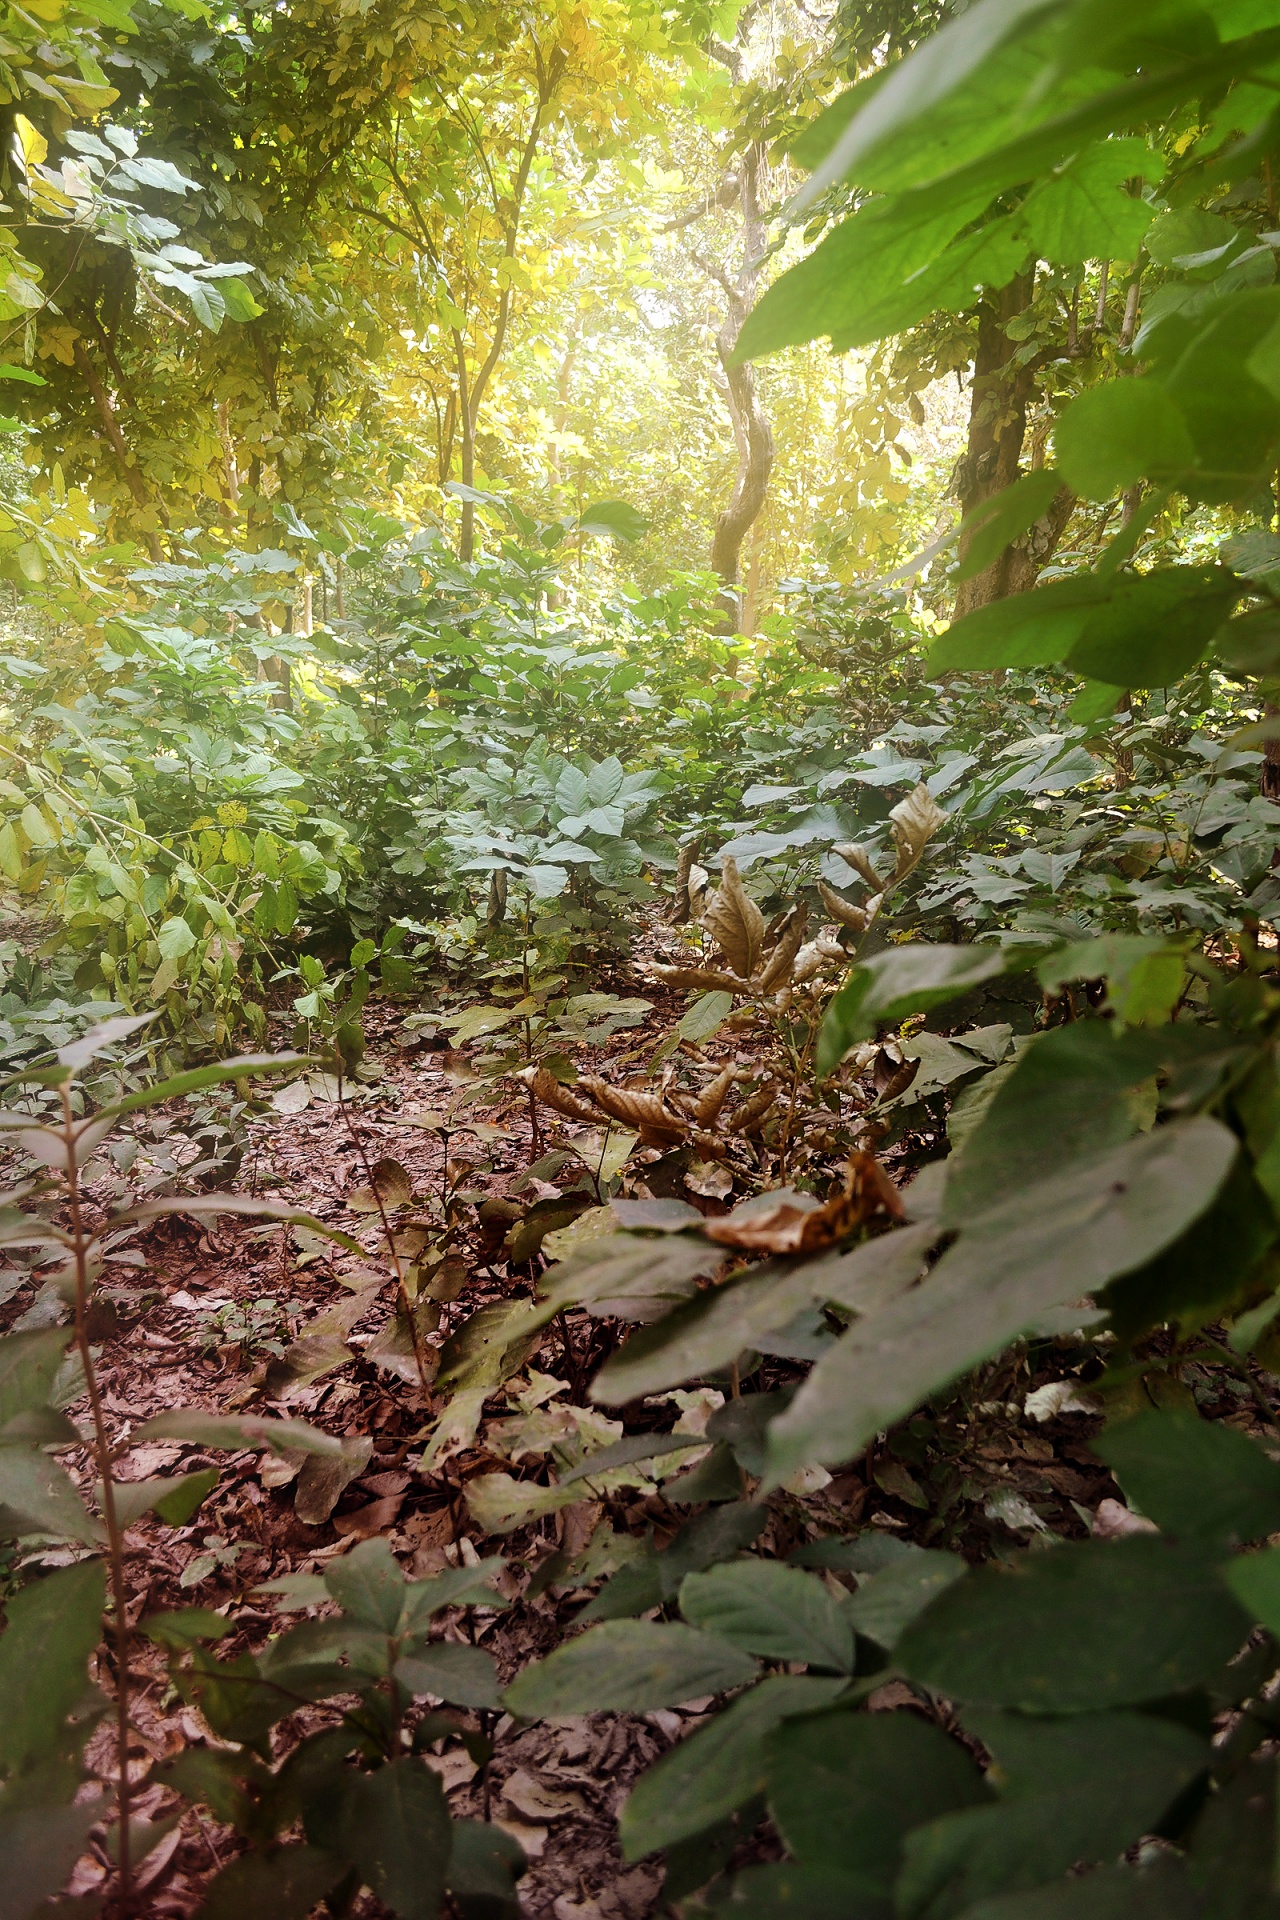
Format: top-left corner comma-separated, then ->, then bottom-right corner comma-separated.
139,1608 -> 232,1649
592,1227 -> 937,1406
1096,1410 -> 1280,1548
105,1052 -> 307,1117
0,1328 -> 72,1429
197,1845 -> 346,1920
942,1021 -> 1170,1219
0,1447 -> 102,1544
578,499 -> 647,542
447,1818 -> 526,1920
619,1675 -> 850,1860
336,1757 -> 451,1920
677,990 -> 735,1044
899,1711 -> 1209,1918
129,1411 -> 346,1455
1104,1152 -> 1278,1342
689,1864 -> 887,1916
1064,566 -> 1239,688
1037,938 -> 1186,1027
817,946 -> 1009,1076
957,470 -> 1065,583
0,1561 -> 105,1775
929,574 -> 1107,674
896,1538 -> 1253,1712
679,1562 -> 855,1673
956,1861 -> 1200,1918
323,1538 -> 405,1632
1053,379 -> 1195,500
504,1620 -> 759,1717
156,915 -> 196,961
113,1196 -> 363,1256
394,1644 -> 501,1709
113,1468 -> 219,1529
397,1560 -> 509,1631
0,1800 -> 107,1920
765,1117 -> 1238,1484
1019,137 -> 1157,266
845,1551 -> 967,1650
765,1707 -> 985,1885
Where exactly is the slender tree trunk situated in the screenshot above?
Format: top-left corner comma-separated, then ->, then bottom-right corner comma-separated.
702,144 -> 774,629
73,338 -> 163,560
952,274 -> 1040,615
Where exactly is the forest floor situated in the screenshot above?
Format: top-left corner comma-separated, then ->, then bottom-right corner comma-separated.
4,957 -> 1269,1917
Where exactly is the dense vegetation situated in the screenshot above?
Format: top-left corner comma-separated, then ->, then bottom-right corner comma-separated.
11,0 -> 1280,1915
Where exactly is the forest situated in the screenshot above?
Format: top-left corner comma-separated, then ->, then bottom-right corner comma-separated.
9,0 -> 1280,1914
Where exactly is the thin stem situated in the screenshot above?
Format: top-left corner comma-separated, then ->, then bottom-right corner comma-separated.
61,1085 -> 133,1914
335,1078 -> 435,1403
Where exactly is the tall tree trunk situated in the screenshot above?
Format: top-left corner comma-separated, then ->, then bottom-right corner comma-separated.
701,144 -> 774,629
950,272 -> 1082,616
73,338 -> 163,561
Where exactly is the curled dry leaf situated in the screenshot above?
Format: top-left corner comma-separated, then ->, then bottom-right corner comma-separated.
671,840 -> 698,924
692,1064 -> 738,1128
700,856 -> 765,980
756,906 -> 809,991
576,1077 -> 688,1147
703,1152 -> 905,1253
834,842 -> 887,890
726,1080 -> 779,1137
889,783 -> 948,878
817,878 -> 870,934
524,1067 -> 600,1125
650,963 -> 746,993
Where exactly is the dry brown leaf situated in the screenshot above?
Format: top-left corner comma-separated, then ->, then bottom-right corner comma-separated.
503,1767 -> 588,1821
577,1077 -> 688,1147
692,1064 -> 738,1128
889,783 -> 948,878
650,963 -> 746,993
700,856 -> 765,979
756,905 -> 808,990
817,878 -> 870,934
725,1080 -> 778,1136
332,1493 -> 404,1539
704,1153 -> 904,1253
525,1067 -> 601,1124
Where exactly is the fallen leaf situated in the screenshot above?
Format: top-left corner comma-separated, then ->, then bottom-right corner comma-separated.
295,1436 -> 374,1525
493,1816 -> 547,1859
423,1748 -> 478,1793
704,1154 -> 903,1253
271,1080 -> 311,1115
333,1493 -> 404,1539
502,1768 -> 588,1821
1024,1379 -> 1103,1422
1092,1497 -> 1159,1540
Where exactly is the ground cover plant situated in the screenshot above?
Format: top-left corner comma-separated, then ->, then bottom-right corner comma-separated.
15,0 -> 1280,1917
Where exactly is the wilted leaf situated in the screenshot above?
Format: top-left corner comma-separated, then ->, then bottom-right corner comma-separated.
700,855 -> 765,978
294,1435 -> 374,1525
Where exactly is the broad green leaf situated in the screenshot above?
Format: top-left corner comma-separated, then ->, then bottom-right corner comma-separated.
929,575 -> 1106,674
817,945 -> 1009,1076
1096,1410 -> 1280,1548
113,1468 -> 219,1529
156,915 -> 196,961
0,1560 -> 105,1774
0,1801 -> 106,1920
956,470 -> 1064,583
1037,938 -> 1185,1027
1161,288 -> 1280,505
105,1052 -> 307,1117
619,1675 -> 850,1860
765,1118 -> 1237,1483
394,1644 -> 501,1709
899,1711 -> 1209,1918
896,1538 -> 1252,1712
0,1327 -> 71,1429
958,1861 -> 1200,1918
677,990 -> 734,1044
139,1608 -> 232,1649
1064,566 -> 1239,688
198,1844 -> 346,1920
504,1620 -> 759,1717
578,499 -> 647,542
942,1021 -> 1171,1219
447,1819 -> 526,1919
592,1227 -> 937,1406
1019,136 -> 1157,265
323,1537 -> 404,1632
336,1757 -> 451,1920
1053,379 -> 1195,500
679,1562 -> 855,1673
1181,1751 -> 1280,1918
845,1551 -> 967,1650
686,1864 -> 887,1916
0,1447 -> 101,1544
765,1707 -> 985,1885
130,1411 -> 345,1455
397,1559 -> 509,1631
1104,1152 -> 1278,1341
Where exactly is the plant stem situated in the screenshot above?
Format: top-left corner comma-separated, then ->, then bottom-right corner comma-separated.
61,1085 -> 133,1914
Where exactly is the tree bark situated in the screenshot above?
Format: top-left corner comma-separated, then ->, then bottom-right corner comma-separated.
702,144 -> 774,628
72,337 -> 162,561
952,273 -> 1048,616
